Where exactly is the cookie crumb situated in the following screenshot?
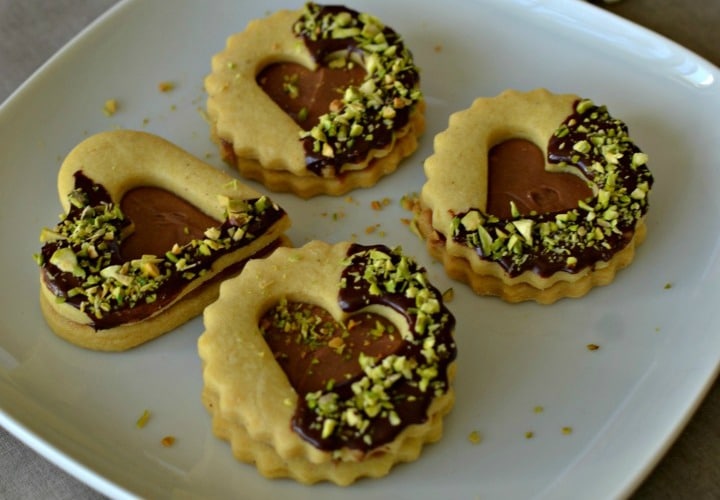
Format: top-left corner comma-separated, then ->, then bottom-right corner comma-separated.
400,192 -> 418,211
370,197 -> 392,210
161,435 -> 176,447
533,405 -> 544,414
561,426 -> 573,435
158,81 -> 175,92
586,343 -> 600,351
525,431 -> 535,439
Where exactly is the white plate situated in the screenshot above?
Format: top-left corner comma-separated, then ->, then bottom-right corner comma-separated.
1,0 -> 718,498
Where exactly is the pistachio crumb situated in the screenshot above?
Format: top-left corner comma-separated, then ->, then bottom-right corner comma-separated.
562,426 -> 573,435
136,409 -> 151,429
468,430 -> 482,445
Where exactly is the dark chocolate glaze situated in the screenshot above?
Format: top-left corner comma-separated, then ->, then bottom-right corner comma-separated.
452,101 -> 653,278
290,243 -> 456,453
293,4 -> 420,176
40,171 -> 285,330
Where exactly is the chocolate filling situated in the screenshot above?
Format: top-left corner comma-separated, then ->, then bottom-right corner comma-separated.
257,62 -> 366,131
262,302 -> 402,396
487,138 -> 592,219
120,187 -> 218,260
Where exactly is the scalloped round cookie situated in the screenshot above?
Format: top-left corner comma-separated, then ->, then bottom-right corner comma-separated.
198,241 -> 456,485
414,89 -> 653,303
204,3 -> 425,198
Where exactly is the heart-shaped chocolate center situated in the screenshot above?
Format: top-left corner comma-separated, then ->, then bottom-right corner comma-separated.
260,300 -> 403,396
257,62 -> 366,131
120,187 -> 217,260
486,138 -> 592,219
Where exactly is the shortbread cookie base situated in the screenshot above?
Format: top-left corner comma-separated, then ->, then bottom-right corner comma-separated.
40,264 -> 223,351
40,238 -> 288,351
198,241 -> 456,485
201,370 -> 455,486
414,205 -> 647,304
213,105 -> 425,199
205,7 -> 425,198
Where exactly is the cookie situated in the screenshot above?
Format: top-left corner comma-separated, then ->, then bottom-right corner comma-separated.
204,2 -> 425,198
414,89 -> 653,303
36,130 -> 290,351
199,241 -> 456,485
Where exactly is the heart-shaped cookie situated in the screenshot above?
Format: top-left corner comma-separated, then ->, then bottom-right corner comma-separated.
199,241 -> 456,485
416,88 -> 653,303
204,2 -> 425,197
36,130 -> 290,351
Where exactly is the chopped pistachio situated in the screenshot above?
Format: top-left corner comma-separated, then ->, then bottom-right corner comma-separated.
49,248 -> 85,278
295,244 -> 454,447
38,180 -> 278,322
294,2 -> 421,175
450,98 -> 652,275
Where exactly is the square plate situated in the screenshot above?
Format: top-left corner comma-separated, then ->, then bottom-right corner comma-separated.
1,0 -> 719,498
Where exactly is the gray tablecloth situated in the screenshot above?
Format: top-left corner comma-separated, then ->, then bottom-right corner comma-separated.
0,0 -> 718,498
